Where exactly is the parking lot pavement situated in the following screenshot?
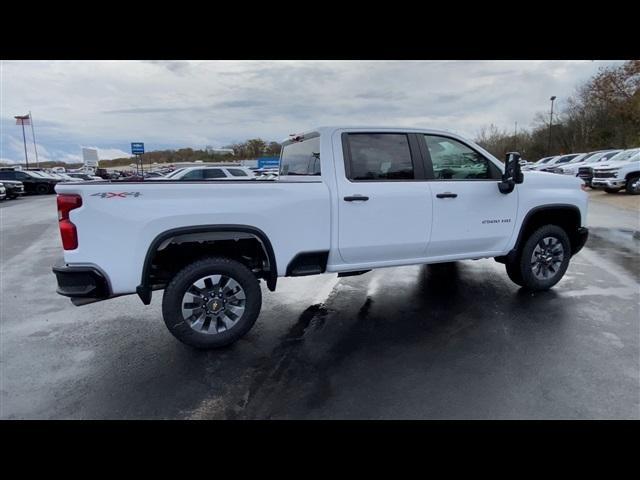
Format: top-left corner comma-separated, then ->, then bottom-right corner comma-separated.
1,194 -> 638,419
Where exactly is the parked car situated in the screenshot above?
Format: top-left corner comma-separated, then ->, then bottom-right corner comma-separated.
557,150 -> 621,176
143,171 -> 165,178
0,169 -> 59,194
522,156 -> 557,171
0,180 -> 25,199
66,173 -> 103,181
148,166 -> 256,181
537,154 -> 582,172
0,183 -> 6,201
576,150 -> 625,186
52,126 -> 588,349
591,149 -> 640,194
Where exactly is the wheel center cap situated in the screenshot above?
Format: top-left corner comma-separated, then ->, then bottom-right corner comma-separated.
207,299 -> 224,313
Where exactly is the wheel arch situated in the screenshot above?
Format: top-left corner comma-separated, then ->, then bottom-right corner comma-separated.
137,224 -> 277,305
501,204 -> 583,263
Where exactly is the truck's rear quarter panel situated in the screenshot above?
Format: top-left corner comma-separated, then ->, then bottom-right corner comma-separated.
56,181 -> 331,295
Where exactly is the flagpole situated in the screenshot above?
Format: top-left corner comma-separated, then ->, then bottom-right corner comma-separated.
21,121 -> 29,169
29,111 -> 39,168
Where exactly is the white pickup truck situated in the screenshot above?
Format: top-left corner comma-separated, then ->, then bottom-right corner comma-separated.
53,127 -> 589,348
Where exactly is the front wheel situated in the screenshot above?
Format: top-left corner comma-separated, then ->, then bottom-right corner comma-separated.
162,257 -> 262,349
35,183 -> 49,195
507,225 -> 571,291
626,175 -> 640,195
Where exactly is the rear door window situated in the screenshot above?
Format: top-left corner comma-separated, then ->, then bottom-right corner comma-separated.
344,133 -> 414,181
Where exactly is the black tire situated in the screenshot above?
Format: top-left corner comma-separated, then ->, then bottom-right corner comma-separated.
625,174 -> 640,195
515,225 -> 572,291
162,256 -> 261,349
35,183 -> 49,195
604,187 -> 621,194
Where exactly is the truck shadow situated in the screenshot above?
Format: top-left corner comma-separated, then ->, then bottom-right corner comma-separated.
237,261 -> 570,418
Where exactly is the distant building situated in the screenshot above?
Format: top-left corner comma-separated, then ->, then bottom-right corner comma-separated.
205,146 -> 234,155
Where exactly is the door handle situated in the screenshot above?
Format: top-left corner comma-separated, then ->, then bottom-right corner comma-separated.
344,195 -> 369,202
436,192 -> 458,198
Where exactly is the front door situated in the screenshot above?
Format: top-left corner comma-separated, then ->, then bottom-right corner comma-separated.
421,134 -> 518,258
335,132 -> 433,265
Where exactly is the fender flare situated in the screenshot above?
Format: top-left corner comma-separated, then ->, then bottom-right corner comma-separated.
501,204 -> 582,263
136,224 -> 277,304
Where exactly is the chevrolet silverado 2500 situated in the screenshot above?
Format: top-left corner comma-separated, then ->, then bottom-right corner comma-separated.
52,127 -> 589,348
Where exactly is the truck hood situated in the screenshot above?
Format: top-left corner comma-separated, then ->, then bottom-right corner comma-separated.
593,160 -> 637,169
522,169 -> 583,188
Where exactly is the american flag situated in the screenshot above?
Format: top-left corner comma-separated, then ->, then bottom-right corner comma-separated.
15,114 -> 31,125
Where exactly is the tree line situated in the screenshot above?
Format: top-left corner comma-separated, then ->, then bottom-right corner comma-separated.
475,60 -> 639,162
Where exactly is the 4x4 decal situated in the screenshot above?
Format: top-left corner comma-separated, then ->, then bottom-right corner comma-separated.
90,192 -> 142,199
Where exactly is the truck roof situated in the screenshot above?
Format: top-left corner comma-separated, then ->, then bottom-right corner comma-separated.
283,126 -> 466,143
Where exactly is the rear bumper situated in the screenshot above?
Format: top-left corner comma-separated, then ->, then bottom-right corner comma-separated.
52,264 -> 111,304
574,227 -> 589,255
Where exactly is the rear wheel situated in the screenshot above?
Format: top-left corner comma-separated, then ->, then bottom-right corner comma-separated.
506,225 -> 571,291
625,175 -> 640,195
162,257 -> 262,349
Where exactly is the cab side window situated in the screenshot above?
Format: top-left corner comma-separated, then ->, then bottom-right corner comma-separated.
424,135 -> 500,180
203,169 -> 226,179
182,170 -> 205,180
345,133 -> 414,181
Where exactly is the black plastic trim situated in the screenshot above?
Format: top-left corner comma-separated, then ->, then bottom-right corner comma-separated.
507,204 -> 583,261
286,251 -> 329,277
138,224 -> 278,304
52,264 -> 111,300
575,227 -> 589,255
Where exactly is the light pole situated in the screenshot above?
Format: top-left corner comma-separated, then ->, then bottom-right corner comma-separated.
548,96 -> 556,156
14,114 -> 31,169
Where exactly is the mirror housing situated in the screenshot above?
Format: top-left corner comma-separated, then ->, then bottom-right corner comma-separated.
498,151 -> 524,194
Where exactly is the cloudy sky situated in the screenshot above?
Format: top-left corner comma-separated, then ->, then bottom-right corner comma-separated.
0,60 -> 622,164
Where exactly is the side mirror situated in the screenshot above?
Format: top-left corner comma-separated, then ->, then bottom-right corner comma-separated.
498,151 -> 524,194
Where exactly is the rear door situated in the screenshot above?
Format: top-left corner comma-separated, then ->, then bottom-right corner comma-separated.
421,134 -> 518,258
335,132 -> 433,265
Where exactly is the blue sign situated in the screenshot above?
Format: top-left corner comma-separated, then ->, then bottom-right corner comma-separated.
258,156 -> 280,169
131,142 -> 145,155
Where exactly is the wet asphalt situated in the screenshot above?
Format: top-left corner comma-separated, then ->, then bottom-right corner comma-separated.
0,193 -> 638,419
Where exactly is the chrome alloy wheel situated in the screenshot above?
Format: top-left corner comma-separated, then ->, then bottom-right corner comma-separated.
181,274 -> 246,334
530,237 -> 565,280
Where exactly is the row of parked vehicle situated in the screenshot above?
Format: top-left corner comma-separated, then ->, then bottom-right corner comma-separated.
522,148 -> 640,194
0,167 -> 102,197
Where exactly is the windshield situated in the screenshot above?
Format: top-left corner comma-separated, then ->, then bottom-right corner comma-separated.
165,168 -> 186,178
553,154 -> 579,164
606,149 -> 640,163
536,157 -> 554,164
567,153 -> 594,164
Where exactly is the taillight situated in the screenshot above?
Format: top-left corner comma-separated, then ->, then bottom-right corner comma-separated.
57,194 -> 82,250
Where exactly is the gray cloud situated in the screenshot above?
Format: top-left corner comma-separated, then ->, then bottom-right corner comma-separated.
0,60 -> 622,164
